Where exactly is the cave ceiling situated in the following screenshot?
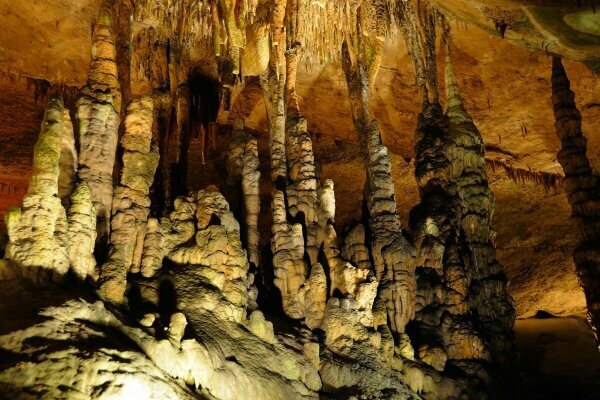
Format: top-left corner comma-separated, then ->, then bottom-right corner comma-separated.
1,0 -> 599,174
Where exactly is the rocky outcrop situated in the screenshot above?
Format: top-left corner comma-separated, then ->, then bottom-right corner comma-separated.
0,295 -> 320,400
0,298 -> 198,400
76,11 -> 121,252
98,96 -> 158,303
551,56 -> 600,346
4,97 -> 70,282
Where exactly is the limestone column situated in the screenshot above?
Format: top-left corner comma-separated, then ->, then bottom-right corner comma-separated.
98,96 -> 158,303
76,10 -> 122,254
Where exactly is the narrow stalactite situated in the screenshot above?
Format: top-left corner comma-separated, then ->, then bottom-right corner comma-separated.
99,96 -> 159,304
76,10 -> 122,255
174,83 -> 191,197
486,158 -> 563,192
551,56 -> 600,347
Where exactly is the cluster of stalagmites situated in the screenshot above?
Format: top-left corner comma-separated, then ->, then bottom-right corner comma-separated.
4,97 -> 97,283
0,5 -> 524,400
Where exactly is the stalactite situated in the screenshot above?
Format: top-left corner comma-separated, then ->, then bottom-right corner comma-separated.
99,96 -> 159,304
551,56 -> 600,347
174,84 -> 191,196
76,10 -> 122,254
485,158 -> 563,192
152,92 -> 175,213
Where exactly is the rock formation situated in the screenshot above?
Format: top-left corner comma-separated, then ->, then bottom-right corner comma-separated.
3,1 -> 599,398
341,8 -> 417,336
66,182 -> 97,281
444,48 -> 515,362
226,120 -> 260,271
57,108 -> 77,208
4,96 -> 70,282
551,56 -> 600,346
76,11 -> 121,251
98,96 -> 158,303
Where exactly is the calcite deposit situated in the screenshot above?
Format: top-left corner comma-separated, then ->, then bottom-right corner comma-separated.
76,11 -> 121,251
4,97 -> 71,282
0,0 -> 599,399
98,96 -> 158,303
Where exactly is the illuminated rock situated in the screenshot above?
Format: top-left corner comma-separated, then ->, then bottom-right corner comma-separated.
76,11 -> 121,251
4,96 -> 70,282
98,96 -> 158,303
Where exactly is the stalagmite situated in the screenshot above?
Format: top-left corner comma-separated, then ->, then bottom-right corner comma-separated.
67,182 -> 97,281
57,109 -> 77,207
98,96 -> 158,303
271,189 -> 308,318
226,121 -> 260,268
140,189 -> 250,322
342,223 -> 372,271
285,113 -> 318,225
76,11 -> 122,252
305,263 -> 327,330
242,133 -> 261,269
365,123 -> 417,334
444,49 -> 515,361
4,96 -> 70,282
551,56 -> 600,346
341,21 -> 416,335
260,66 -> 287,185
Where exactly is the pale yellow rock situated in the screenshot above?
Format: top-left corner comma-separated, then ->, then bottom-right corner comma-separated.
76,14 -> 121,249
5,96 -> 70,283
98,96 -> 158,303
248,310 -> 275,344
67,182 -> 97,281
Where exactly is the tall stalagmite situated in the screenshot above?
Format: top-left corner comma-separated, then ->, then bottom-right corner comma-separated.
4,96 -> 71,282
76,11 -> 122,253
551,56 -> 600,346
99,96 -> 158,303
341,9 -> 416,335
444,49 -> 514,362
